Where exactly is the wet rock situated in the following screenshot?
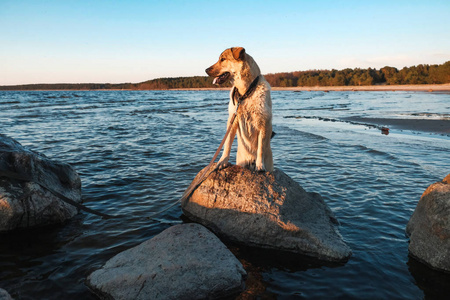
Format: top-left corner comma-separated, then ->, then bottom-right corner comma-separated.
0,134 -> 81,232
181,164 -> 352,262
87,223 -> 246,300
0,288 -> 13,300
406,174 -> 450,272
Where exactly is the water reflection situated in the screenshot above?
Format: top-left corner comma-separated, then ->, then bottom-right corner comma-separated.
407,255 -> 450,299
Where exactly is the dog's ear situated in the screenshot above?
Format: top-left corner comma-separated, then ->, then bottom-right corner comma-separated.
231,47 -> 245,61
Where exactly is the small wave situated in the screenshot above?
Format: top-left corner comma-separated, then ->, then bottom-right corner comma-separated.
77,105 -> 100,110
284,115 -> 345,125
44,95 -> 72,99
129,108 -> 168,115
0,101 -> 20,104
349,144 -> 424,169
354,144 -> 398,161
194,102 -> 226,109
408,113 -> 450,120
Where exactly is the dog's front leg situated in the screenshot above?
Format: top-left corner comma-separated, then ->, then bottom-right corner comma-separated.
256,128 -> 269,171
217,116 -> 238,169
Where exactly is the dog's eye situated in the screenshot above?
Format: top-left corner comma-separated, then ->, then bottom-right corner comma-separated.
220,57 -> 226,62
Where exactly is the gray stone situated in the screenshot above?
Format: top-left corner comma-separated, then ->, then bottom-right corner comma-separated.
406,174 -> 450,272
182,164 -> 352,262
87,223 -> 246,300
0,288 -> 13,300
0,134 -> 81,232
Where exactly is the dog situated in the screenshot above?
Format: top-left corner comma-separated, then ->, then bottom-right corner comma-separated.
205,47 -> 273,172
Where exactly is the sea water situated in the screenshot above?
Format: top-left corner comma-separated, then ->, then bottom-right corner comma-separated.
0,90 -> 449,299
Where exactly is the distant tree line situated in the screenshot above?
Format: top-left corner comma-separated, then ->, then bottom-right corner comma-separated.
0,83 -> 135,91
134,76 -> 229,89
1,61 -> 448,90
264,61 -> 450,87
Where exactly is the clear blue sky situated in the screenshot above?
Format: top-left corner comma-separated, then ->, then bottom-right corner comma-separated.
1,0 -> 449,85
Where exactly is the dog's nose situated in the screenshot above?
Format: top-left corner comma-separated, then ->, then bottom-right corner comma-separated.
205,67 -> 212,75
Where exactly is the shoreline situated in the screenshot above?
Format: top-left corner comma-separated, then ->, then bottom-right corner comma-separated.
1,83 -> 450,92
271,83 -> 450,92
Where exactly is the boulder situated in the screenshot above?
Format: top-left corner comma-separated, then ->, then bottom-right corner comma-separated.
0,288 -> 13,300
87,223 -> 246,300
406,174 -> 450,272
0,134 -> 81,232
181,164 -> 352,262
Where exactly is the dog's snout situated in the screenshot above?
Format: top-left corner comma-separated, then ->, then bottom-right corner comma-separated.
205,66 -> 212,75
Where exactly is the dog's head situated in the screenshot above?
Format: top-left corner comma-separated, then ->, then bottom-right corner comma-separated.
205,47 -> 247,85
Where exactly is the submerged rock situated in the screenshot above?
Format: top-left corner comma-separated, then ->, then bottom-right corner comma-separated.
181,164 -> 352,262
0,134 -> 81,232
406,174 -> 450,272
87,223 -> 246,300
0,288 -> 13,300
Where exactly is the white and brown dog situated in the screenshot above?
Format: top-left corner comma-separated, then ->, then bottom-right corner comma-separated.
206,47 -> 273,172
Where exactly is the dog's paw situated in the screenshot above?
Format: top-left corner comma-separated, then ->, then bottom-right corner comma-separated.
255,162 -> 266,172
217,159 -> 231,170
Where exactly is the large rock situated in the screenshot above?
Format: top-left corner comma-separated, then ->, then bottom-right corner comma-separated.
87,223 -> 246,300
406,174 -> 450,272
0,134 -> 81,232
182,164 -> 352,262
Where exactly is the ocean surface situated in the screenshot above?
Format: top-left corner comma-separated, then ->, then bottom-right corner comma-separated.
1,90 -> 450,299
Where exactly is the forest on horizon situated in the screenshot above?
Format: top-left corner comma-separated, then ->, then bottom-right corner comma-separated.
1,61 -> 449,90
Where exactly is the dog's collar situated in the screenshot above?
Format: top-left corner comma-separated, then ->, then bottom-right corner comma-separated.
232,75 -> 260,105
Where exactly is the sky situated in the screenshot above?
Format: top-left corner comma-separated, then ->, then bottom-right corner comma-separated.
1,0 -> 449,85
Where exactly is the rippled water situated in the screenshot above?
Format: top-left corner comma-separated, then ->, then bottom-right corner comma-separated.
1,90 -> 450,299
